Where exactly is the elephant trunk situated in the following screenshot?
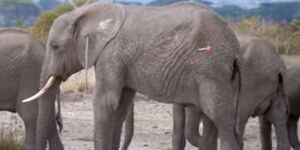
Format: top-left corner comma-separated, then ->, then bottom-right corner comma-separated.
35,68 -> 63,150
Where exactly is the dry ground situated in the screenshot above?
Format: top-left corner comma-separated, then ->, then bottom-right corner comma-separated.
0,92 -> 289,150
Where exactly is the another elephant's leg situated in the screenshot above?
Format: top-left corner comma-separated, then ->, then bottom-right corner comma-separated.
112,88 -> 136,150
17,102 -> 38,150
266,94 -> 290,150
172,104 -> 186,150
287,115 -> 300,149
197,77 -> 242,150
184,106 -> 202,147
259,116 -> 272,150
199,114 -> 217,150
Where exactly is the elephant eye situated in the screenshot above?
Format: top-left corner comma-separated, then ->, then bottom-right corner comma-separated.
51,44 -> 60,51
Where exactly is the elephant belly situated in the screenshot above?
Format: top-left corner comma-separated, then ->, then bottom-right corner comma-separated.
0,77 -> 18,111
127,68 -> 198,105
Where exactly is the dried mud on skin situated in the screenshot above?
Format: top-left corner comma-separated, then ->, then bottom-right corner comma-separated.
0,92 -> 288,150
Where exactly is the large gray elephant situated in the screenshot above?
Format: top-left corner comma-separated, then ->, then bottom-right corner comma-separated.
0,28 -> 63,150
23,2 -> 242,150
259,55 -> 300,150
173,35 -> 290,150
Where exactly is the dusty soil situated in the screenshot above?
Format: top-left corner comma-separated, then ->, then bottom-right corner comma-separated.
0,92 -> 284,150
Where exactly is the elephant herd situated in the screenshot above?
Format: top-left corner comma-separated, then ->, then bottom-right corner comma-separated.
0,2 -> 300,150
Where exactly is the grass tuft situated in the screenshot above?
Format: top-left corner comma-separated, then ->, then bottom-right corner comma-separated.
0,115 -> 23,150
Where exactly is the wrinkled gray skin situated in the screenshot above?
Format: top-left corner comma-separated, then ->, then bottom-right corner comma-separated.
38,2 -> 242,150
260,55 -> 300,150
0,29 -> 63,150
173,35 -> 290,150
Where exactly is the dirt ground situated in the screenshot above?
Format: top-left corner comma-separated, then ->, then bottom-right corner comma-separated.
0,92 -> 283,150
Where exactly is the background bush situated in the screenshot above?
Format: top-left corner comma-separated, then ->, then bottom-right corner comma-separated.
233,17 -> 300,54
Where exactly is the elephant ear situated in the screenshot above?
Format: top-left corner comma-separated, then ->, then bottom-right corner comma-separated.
71,3 -> 125,68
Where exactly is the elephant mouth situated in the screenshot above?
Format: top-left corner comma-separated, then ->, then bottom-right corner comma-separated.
22,76 -> 58,103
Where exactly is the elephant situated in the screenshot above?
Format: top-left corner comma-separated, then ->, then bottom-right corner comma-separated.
258,55 -> 300,150
0,28 -> 63,150
23,2 -> 242,150
172,35 -> 290,150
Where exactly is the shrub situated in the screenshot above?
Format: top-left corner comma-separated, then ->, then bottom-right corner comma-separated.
28,3 -> 74,41
28,0 -> 96,41
232,17 -> 300,54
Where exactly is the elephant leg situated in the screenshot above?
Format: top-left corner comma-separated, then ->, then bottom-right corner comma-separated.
287,115 -> 300,149
199,114 -> 217,150
196,78 -> 242,150
48,127 -> 64,150
112,88 -> 136,150
259,116 -> 272,150
94,70 -> 126,150
184,106 -> 202,148
17,103 -> 38,150
172,104 -> 186,150
265,96 -> 290,150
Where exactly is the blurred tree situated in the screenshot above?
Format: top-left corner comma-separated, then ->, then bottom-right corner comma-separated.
39,0 -> 61,10
147,0 -> 211,6
0,0 -> 40,27
117,1 -> 142,5
28,0 -> 95,40
233,17 -> 300,55
290,19 -> 300,32
29,3 -> 74,40
215,2 -> 300,22
214,5 -> 247,21
15,19 -> 23,27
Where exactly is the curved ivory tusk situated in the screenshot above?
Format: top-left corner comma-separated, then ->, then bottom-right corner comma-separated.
22,76 -> 56,103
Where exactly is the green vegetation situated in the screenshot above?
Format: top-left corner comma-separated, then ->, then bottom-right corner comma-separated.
28,2 -> 74,40
28,0 -> 97,40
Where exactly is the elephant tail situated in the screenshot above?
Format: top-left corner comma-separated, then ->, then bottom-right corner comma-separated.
278,59 -> 290,114
232,58 -> 243,147
121,101 -> 134,150
56,92 -> 63,133
278,72 -> 290,114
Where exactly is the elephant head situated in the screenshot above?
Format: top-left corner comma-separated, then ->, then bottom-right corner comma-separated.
25,3 -> 125,94
22,3 -> 126,150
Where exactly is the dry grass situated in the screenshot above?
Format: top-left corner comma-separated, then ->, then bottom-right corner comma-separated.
60,68 -> 95,94
232,18 -> 300,54
0,130 -> 22,150
0,115 -> 22,150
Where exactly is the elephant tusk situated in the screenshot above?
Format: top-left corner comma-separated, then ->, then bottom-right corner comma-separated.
22,76 -> 56,103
